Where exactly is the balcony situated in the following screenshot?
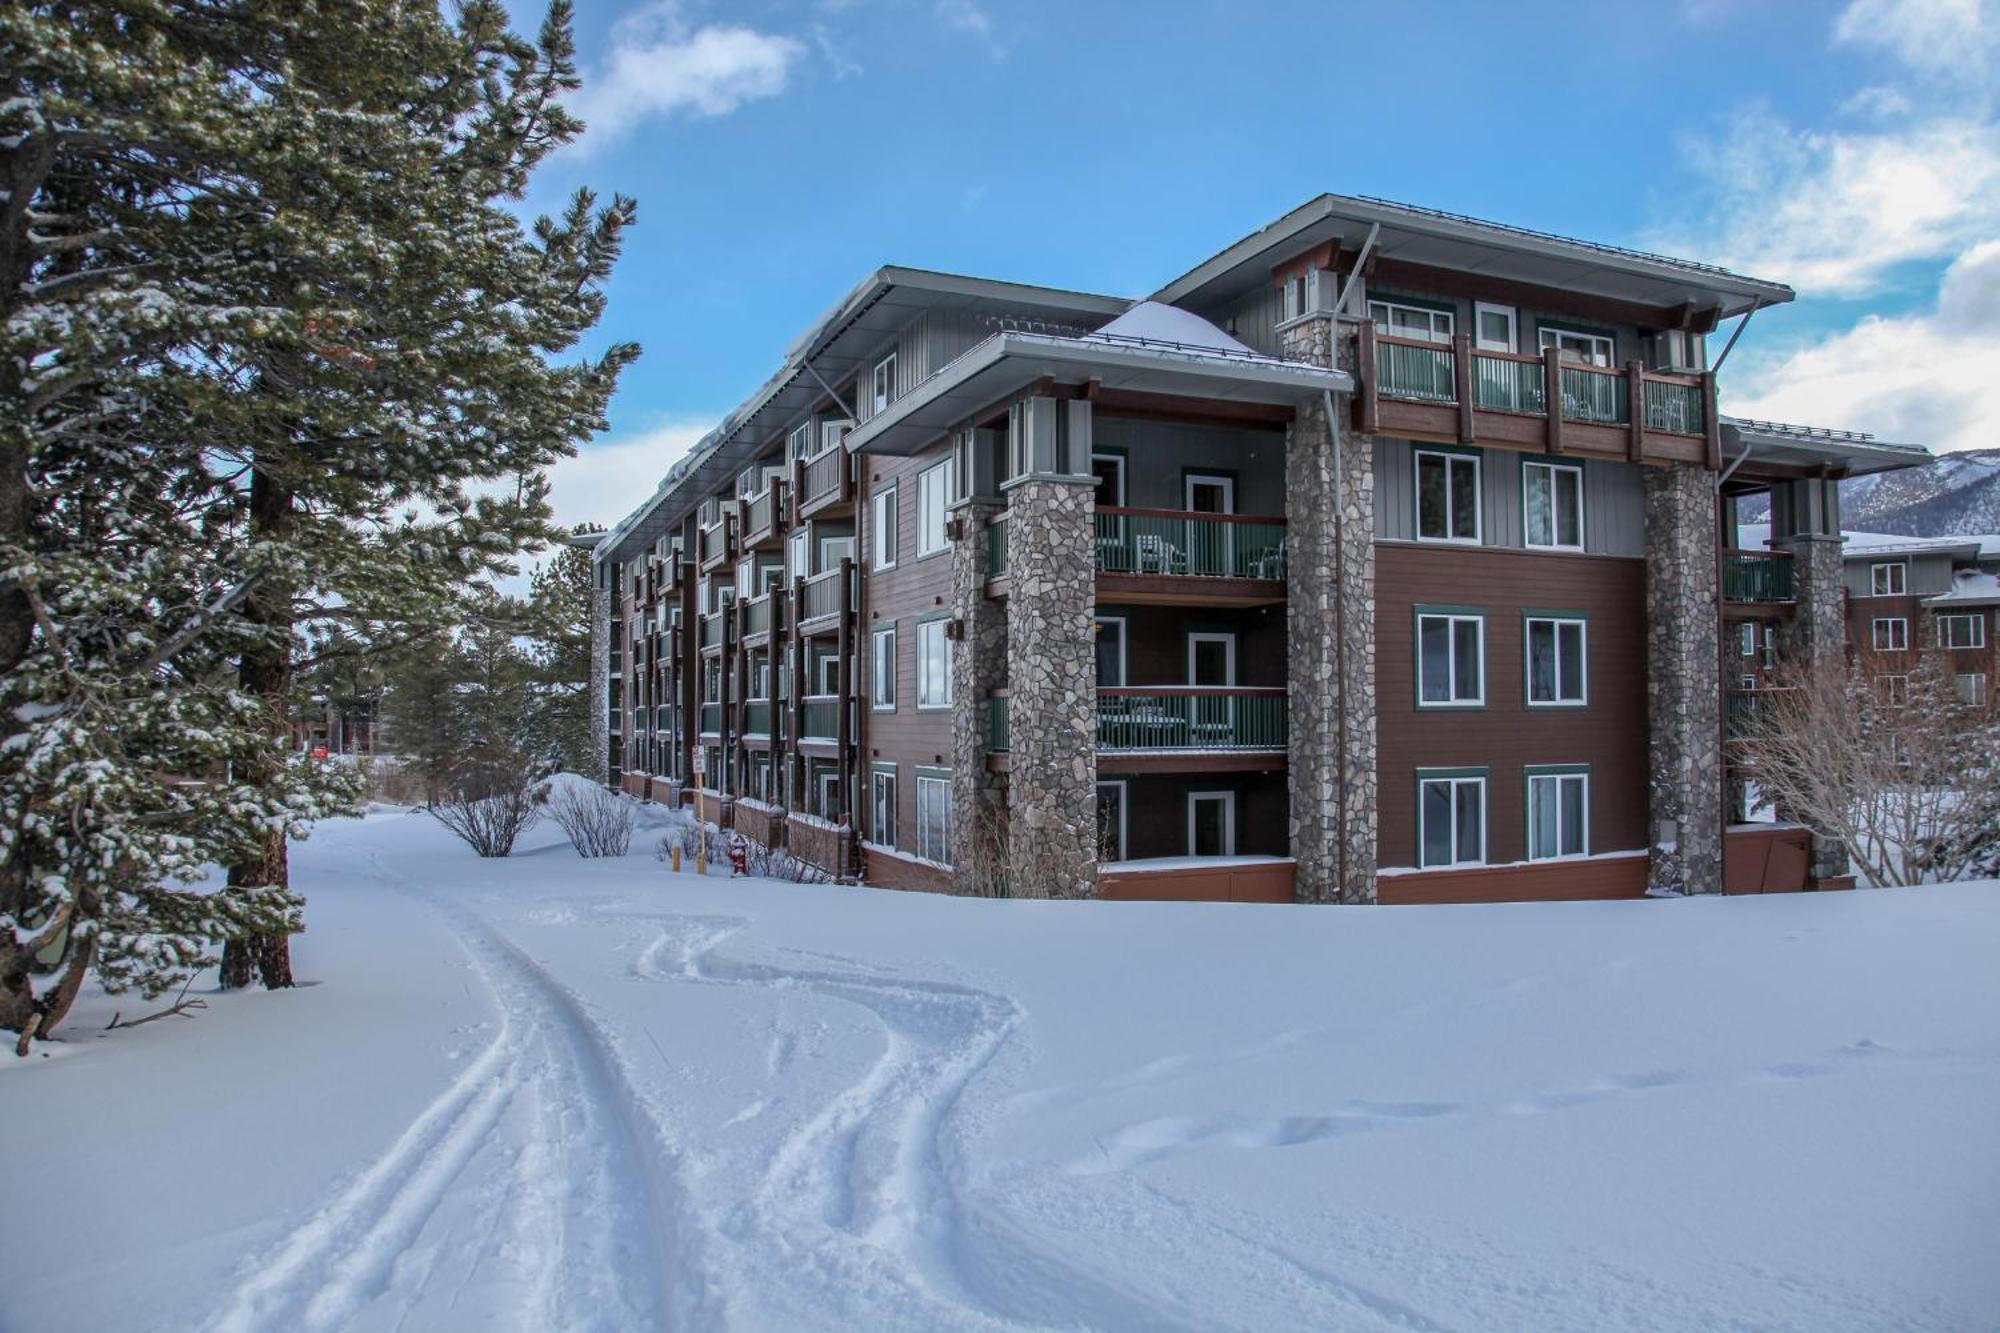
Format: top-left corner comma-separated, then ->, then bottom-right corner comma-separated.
796,448 -> 852,520
697,510 -> 736,574
1361,326 -> 1716,466
699,702 -> 722,736
1723,550 -> 1795,605
797,567 -> 848,630
742,699 -> 772,737
741,591 -> 778,642
1094,510 -> 1287,606
1098,688 -> 1287,752
741,482 -> 785,549
699,611 -> 725,651
801,694 -> 841,741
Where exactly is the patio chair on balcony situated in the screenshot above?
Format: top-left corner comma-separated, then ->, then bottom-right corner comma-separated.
1134,534 -> 1186,575
1248,538 -> 1286,581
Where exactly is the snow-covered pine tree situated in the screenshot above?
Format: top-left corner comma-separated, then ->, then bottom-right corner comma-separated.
2,0 -> 637,1034
520,530 -> 601,775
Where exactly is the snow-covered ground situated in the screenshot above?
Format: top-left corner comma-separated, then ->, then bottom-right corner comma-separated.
5,804 -> 1999,1332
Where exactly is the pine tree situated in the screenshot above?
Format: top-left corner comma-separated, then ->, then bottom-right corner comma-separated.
520,530 -> 600,775
2,0 -> 637,1035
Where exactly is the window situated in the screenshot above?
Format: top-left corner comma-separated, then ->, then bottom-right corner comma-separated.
1527,768 -> 1588,860
1955,673 -> 1988,706
1739,623 -> 1758,657
1473,302 -> 1517,353
815,651 -> 839,696
1418,771 -> 1486,868
1879,674 -> 1909,704
1523,461 -> 1583,550
788,423 -> 810,463
1095,617 -> 1126,687
1187,791 -> 1236,857
814,766 -> 840,821
1538,325 -> 1615,366
819,419 -> 851,455
871,765 -> 897,845
1870,562 -> 1906,596
1368,299 -> 1453,343
1417,610 -> 1484,706
1763,626 -> 1777,667
916,772 -> 951,863
1939,614 -> 1986,649
1096,780 -> 1127,861
787,528 -> 809,582
917,618 -> 952,709
917,460 -> 952,557
870,483 -> 898,570
871,624 -> 896,710
1525,616 -> 1587,706
1740,675 -> 1758,692
871,352 -> 897,414
1415,450 -> 1481,543
1872,618 -> 1909,652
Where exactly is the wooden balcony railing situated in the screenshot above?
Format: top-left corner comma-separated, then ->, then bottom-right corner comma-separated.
698,512 -> 735,571
987,515 -> 1009,578
798,567 -> 846,625
742,593 -> 772,638
801,694 -> 841,740
1723,550 -> 1795,603
742,482 -> 783,546
699,611 -> 725,649
1094,510 -> 1287,580
800,448 -> 849,513
1097,687 -> 1287,751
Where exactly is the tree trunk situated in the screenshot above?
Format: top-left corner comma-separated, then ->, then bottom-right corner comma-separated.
31,932 -> 94,1041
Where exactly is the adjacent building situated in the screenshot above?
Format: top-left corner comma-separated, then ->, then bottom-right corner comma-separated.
591,195 -> 1931,903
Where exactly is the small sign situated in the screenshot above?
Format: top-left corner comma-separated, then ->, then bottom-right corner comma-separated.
691,748 -> 707,778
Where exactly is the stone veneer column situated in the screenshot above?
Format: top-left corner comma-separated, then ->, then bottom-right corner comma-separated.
1783,532 -> 1853,882
1281,315 -> 1376,903
589,577 -> 611,784
1643,464 -> 1724,895
950,500 -> 1009,893
1003,477 -> 1097,898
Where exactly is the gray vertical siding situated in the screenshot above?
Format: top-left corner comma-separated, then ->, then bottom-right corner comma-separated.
1091,417 -> 1288,513
1370,437 -> 1644,556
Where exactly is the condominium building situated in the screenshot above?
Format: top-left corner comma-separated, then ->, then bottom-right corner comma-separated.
590,195 -> 1930,903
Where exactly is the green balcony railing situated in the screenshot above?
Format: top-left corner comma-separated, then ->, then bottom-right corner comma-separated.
801,695 -> 840,740
1094,510 -> 1287,580
1096,689 -> 1287,751
987,517 -> 1009,578
1376,337 -> 1456,403
1559,365 -> 1629,425
1643,378 -> 1705,435
699,702 -> 721,735
743,700 -> 771,736
700,613 -> 724,649
654,705 -> 671,732
1472,354 -> 1546,413
988,696 -> 1009,751
1723,551 -> 1795,603
743,594 -> 771,637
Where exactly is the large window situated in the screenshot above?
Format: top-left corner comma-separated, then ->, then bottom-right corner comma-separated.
1938,613 -> 1986,649
871,623 -> 897,710
1527,768 -> 1588,860
1870,562 -> 1906,596
1872,618 -> 1909,652
870,483 -> 898,570
1416,450 -> 1481,543
871,353 -> 897,414
1418,771 -> 1486,868
1538,325 -> 1615,366
871,765 -> 897,845
917,460 -> 952,557
1955,673 -> 1989,706
1473,301 -> 1517,353
1523,461 -> 1583,550
1417,610 -> 1485,707
1369,299 -> 1453,343
1739,622 -> 1758,657
1525,615 -> 1587,706
916,771 -> 951,863
917,618 -> 952,709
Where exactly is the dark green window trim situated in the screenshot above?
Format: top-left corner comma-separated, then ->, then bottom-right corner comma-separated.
1412,446 -> 1484,545
1521,610 -> 1589,710
1524,764 -> 1591,860
1414,767 -> 1489,869
1518,454 -> 1588,552
1413,606 -> 1487,711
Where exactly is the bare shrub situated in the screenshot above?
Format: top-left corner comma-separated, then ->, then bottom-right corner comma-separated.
359,755 -> 429,806
547,781 -> 635,857
1739,656 -> 2000,886
656,818 -> 725,871
432,767 -> 546,858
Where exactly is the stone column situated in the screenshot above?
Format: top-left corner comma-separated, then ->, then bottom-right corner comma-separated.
1783,532 -> 1853,882
950,499 -> 1009,894
588,574 -> 611,784
1644,464 -> 1724,895
1281,315 -> 1377,903
1003,476 -> 1097,898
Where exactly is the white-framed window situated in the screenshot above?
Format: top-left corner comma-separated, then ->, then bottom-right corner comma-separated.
1473,301 -> 1517,353
815,650 -> 839,696
917,617 -> 952,709
1955,673 -> 1989,706
871,352 -> 897,414
1739,622 -> 1758,657
1879,674 -> 1909,704
1187,791 -> 1237,857
1368,299 -> 1454,343
1096,780 -> 1127,861
1525,615 -> 1587,706
788,423 -> 811,463
787,528 -> 809,581
917,459 -> 952,557
1418,771 -> 1487,868
1872,618 -> 1909,652
1763,625 -> 1777,667
916,771 -> 951,864
819,419 -> 851,455
870,623 -> 896,710
1938,613 -> 1986,649
1523,461 -> 1583,550
1538,325 -> 1615,366
1094,616 -> 1127,688
814,766 -> 840,821
1526,768 -> 1588,860
870,482 -> 898,570
871,764 -> 897,845
1740,675 -> 1759,692
1417,610 -> 1485,707
1415,449 -> 1481,543
1870,562 -> 1906,596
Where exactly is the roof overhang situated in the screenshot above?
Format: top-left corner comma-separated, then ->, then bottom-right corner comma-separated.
1721,417 -> 1931,479
1154,194 -> 1795,323
844,332 -> 1353,456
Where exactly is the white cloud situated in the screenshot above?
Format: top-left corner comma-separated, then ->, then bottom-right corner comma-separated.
935,0 -> 1005,56
545,420 -> 711,531
1833,0 -> 1996,81
569,14 -> 805,151
1724,241 -> 2000,454
1841,85 -> 1914,119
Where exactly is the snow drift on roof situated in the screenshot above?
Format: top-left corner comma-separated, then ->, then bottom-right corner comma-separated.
1926,570 -> 2000,605
1085,301 -> 1252,354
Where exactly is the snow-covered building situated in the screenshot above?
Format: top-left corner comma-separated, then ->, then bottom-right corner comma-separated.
591,194 -> 1936,904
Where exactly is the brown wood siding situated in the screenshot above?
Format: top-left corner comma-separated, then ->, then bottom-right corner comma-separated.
863,844 -> 952,893
1379,854 -> 1650,904
1376,543 -> 1648,868
1099,860 -> 1294,903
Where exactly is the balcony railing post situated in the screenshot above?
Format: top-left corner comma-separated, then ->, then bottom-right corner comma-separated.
1542,346 -> 1565,455
1625,360 -> 1646,462
1453,332 -> 1474,443
1357,320 -> 1379,435
1703,371 -> 1723,470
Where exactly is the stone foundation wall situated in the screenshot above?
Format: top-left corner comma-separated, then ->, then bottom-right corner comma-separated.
1002,477 -> 1098,898
950,500 -> 1009,894
1782,532 -> 1853,881
589,582 -> 611,784
1643,464 -> 1724,895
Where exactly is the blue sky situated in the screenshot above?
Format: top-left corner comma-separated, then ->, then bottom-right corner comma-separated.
523,0 -> 2000,529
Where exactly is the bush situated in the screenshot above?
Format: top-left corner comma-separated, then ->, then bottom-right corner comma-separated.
432,768 -> 545,857
547,780 -> 635,857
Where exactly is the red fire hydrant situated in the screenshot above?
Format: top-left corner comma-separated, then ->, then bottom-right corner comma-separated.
727,832 -> 749,878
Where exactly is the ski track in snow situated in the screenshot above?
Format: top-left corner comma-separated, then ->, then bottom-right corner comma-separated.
202,858 -> 703,1333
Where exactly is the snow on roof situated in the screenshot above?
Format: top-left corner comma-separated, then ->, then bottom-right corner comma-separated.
1924,570 -> 2000,606
1084,301 -> 1255,355
1736,524 -> 2000,560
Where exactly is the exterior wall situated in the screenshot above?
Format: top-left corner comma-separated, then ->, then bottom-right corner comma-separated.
1105,772 -> 1289,861
1374,543 -> 1650,868
1643,464 -> 1724,896
1099,859 -> 1295,903
1783,534 -> 1853,881
1381,853 -> 1651,904
732,798 -> 783,850
1842,551 -> 1958,599
589,580 -> 611,783
862,842 -> 953,893
1372,438 -> 1646,556
1096,603 -> 1285,687
1090,416 -> 1288,513
949,500 -> 1008,893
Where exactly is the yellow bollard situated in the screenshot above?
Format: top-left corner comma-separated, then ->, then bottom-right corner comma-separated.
671,845 -> 683,873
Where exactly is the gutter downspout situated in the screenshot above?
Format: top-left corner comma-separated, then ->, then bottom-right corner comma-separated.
1322,387 -> 1349,901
